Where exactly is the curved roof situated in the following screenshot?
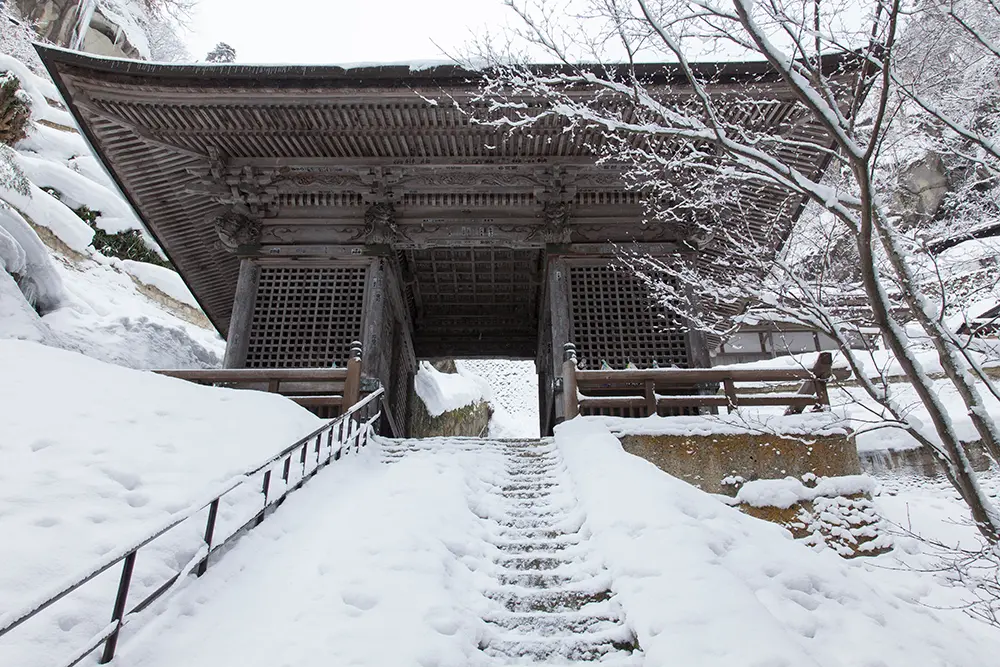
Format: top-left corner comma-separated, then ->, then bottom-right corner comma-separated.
37,46 -> 848,337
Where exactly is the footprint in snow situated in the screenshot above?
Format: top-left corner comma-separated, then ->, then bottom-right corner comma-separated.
341,588 -> 379,612
125,491 -> 151,508
30,438 -> 56,452
103,467 -> 142,491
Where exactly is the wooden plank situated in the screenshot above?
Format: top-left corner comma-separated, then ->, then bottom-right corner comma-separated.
286,396 -> 345,408
579,396 -> 648,409
155,368 -> 349,382
655,395 -> 729,408
576,367 -> 821,384
736,395 -> 818,408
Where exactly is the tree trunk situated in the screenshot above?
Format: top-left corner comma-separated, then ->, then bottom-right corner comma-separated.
854,164 -> 1000,541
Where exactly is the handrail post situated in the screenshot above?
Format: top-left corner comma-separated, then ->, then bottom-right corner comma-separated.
343,341 -> 363,410
784,351 -> 834,415
722,378 -> 738,413
197,499 -> 220,576
812,351 -> 833,410
100,550 -> 137,664
562,343 -> 579,420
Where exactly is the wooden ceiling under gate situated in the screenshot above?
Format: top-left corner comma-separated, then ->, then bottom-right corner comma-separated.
38,48 -> 847,341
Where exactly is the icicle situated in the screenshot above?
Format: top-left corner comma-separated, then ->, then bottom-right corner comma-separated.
70,0 -> 98,52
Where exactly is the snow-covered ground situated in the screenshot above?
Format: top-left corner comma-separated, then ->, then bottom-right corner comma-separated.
0,340 -> 322,666
6,415 -> 998,666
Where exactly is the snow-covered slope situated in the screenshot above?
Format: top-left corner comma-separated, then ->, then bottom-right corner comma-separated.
0,339 -> 322,666
0,36 -> 225,369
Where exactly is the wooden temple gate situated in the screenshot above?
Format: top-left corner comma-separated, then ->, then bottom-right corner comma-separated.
39,50 -> 840,435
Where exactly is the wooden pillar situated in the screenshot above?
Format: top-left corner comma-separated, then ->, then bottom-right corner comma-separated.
547,256 -> 572,425
223,258 -> 260,369
682,282 -> 713,368
360,258 -> 388,382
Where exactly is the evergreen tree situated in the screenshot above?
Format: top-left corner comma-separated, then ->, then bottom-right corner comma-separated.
205,42 -> 236,63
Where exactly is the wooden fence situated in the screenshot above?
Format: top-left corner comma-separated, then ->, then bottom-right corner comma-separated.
562,344 -> 848,419
156,342 -> 364,419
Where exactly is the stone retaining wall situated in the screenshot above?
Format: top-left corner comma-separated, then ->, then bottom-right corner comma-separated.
619,431 -> 861,494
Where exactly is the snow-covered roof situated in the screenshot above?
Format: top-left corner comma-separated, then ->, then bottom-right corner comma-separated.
37,45 -> 853,337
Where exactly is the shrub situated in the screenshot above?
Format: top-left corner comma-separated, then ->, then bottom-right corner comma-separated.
0,72 -> 30,147
41,187 -> 173,268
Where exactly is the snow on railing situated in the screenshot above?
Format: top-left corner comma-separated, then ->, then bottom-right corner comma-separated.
0,387 -> 387,666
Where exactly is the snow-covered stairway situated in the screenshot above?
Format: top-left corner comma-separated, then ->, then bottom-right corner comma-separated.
382,438 -> 641,666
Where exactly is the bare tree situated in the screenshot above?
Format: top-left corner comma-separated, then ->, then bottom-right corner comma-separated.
468,0 -> 1000,540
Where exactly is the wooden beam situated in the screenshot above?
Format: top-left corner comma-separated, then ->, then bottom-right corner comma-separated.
547,256 -> 572,424
222,258 -> 260,368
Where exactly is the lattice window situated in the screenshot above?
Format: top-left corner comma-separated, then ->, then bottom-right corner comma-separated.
569,264 -> 689,370
246,266 -> 367,368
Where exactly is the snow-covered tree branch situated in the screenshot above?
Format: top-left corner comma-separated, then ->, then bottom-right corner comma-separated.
471,0 -> 1000,541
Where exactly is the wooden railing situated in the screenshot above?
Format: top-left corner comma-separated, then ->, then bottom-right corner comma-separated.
0,389 -> 387,667
156,342 -> 364,418
562,344 -> 847,419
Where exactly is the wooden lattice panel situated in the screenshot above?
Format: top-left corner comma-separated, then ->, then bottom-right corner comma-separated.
569,264 -> 689,370
246,266 -> 367,368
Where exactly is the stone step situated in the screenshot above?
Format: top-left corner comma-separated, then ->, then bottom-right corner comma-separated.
484,611 -> 625,637
502,481 -> 557,491
496,556 -> 569,571
489,526 -> 568,541
496,572 -> 575,588
493,538 -> 577,554
482,637 -> 638,662
489,589 -> 613,613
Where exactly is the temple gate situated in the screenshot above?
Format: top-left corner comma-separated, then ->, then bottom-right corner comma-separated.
39,50 -> 839,434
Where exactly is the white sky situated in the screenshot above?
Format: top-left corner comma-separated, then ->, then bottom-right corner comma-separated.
184,0 -> 514,64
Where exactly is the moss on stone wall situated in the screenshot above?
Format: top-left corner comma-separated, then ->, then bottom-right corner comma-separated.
408,393 -> 490,438
619,431 -> 861,495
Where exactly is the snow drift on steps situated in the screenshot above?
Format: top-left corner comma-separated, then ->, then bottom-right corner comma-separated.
0,339 -> 322,666
555,418 -> 1000,666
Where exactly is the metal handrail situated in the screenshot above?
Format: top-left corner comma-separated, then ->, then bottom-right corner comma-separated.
0,387 -> 386,666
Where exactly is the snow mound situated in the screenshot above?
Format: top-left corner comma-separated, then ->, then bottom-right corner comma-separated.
556,419 -> 1000,666
413,361 -> 486,417
735,475 -> 876,509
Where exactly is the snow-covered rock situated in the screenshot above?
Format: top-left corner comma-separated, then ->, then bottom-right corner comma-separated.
0,36 -> 224,368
